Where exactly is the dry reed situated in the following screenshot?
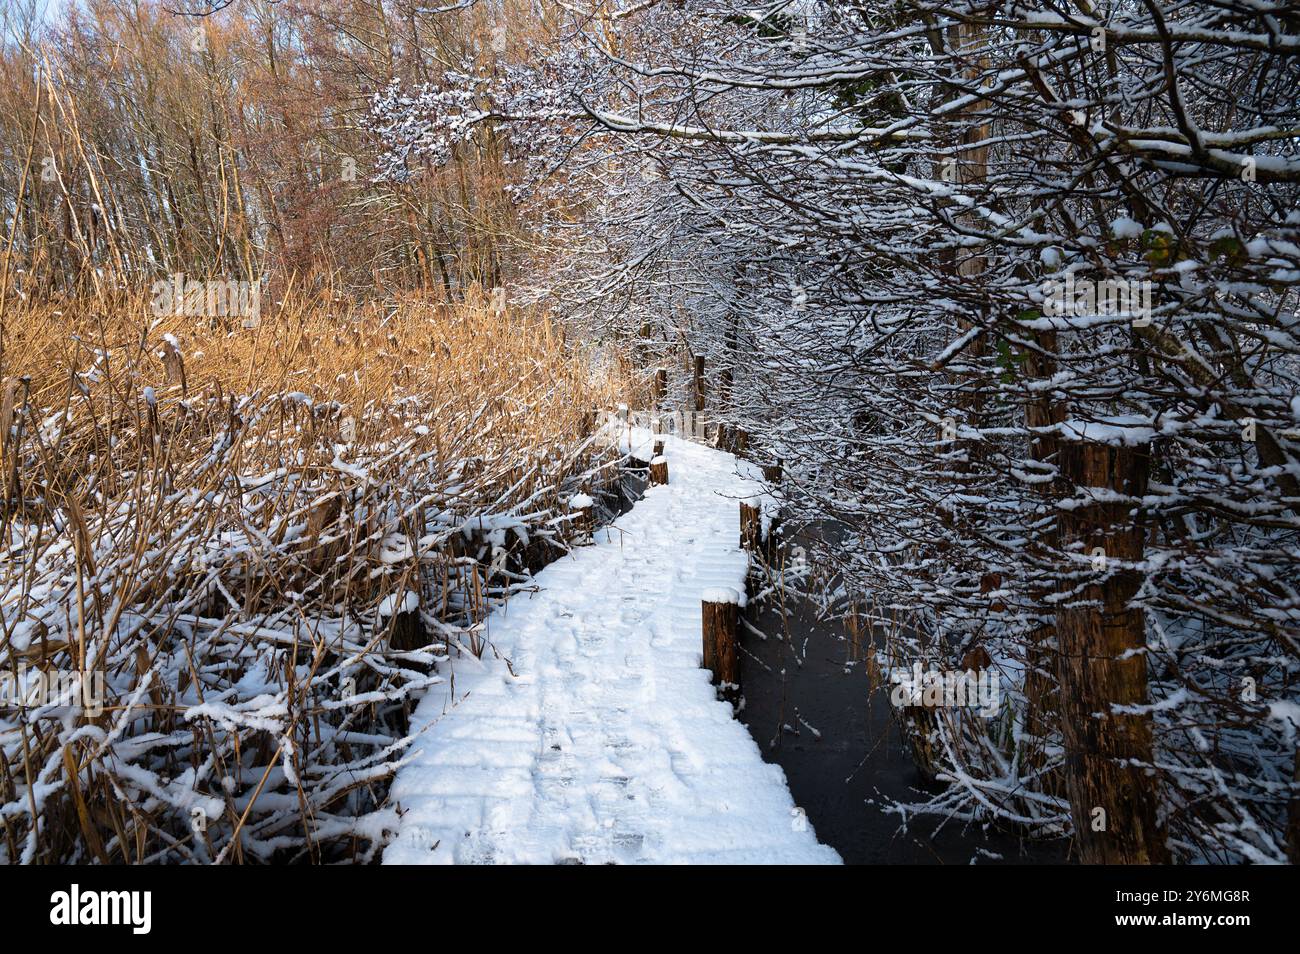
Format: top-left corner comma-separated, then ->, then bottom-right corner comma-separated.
0,286 -> 633,863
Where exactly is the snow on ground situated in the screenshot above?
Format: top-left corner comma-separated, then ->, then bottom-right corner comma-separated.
384,433 -> 840,864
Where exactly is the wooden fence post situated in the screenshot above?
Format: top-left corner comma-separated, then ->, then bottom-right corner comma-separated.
649,455 -> 668,486
381,590 -> 423,652
302,490 -> 343,574
701,588 -> 740,704
161,338 -> 187,393
846,603 -> 863,663
740,501 -> 762,552
569,492 -> 593,542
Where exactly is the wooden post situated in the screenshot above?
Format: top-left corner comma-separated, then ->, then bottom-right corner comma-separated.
652,439 -> 664,458
161,338 -> 186,392
740,501 -> 762,552
649,455 -> 668,486
899,698 -> 943,784
381,591 -> 423,652
846,601 -> 862,663
569,492 -> 593,542
701,588 -> 740,703
979,571 -> 1005,613
302,491 -> 343,573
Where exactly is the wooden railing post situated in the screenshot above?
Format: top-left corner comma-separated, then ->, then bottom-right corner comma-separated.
740,501 -> 762,552
381,590 -> 423,652
569,492 -> 593,543
649,454 -> 668,486
701,587 -> 740,704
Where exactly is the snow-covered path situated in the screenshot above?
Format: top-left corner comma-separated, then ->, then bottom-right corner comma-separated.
384,434 -> 840,864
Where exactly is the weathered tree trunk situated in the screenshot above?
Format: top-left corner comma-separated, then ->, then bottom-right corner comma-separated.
1054,439 -> 1168,864
1021,327 -> 1065,786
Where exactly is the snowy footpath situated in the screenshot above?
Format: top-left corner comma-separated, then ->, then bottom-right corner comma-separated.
384,433 -> 840,864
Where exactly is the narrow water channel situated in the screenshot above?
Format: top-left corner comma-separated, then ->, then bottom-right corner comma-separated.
737,583 -> 1069,865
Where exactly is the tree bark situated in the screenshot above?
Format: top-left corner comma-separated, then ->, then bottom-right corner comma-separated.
1054,439 -> 1168,864
1021,327 -> 1064,787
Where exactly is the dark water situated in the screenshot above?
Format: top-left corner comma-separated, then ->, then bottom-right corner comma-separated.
737,591 -> 1069,865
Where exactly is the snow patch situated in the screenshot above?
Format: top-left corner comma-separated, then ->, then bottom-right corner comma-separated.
702,586 -> 742,605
